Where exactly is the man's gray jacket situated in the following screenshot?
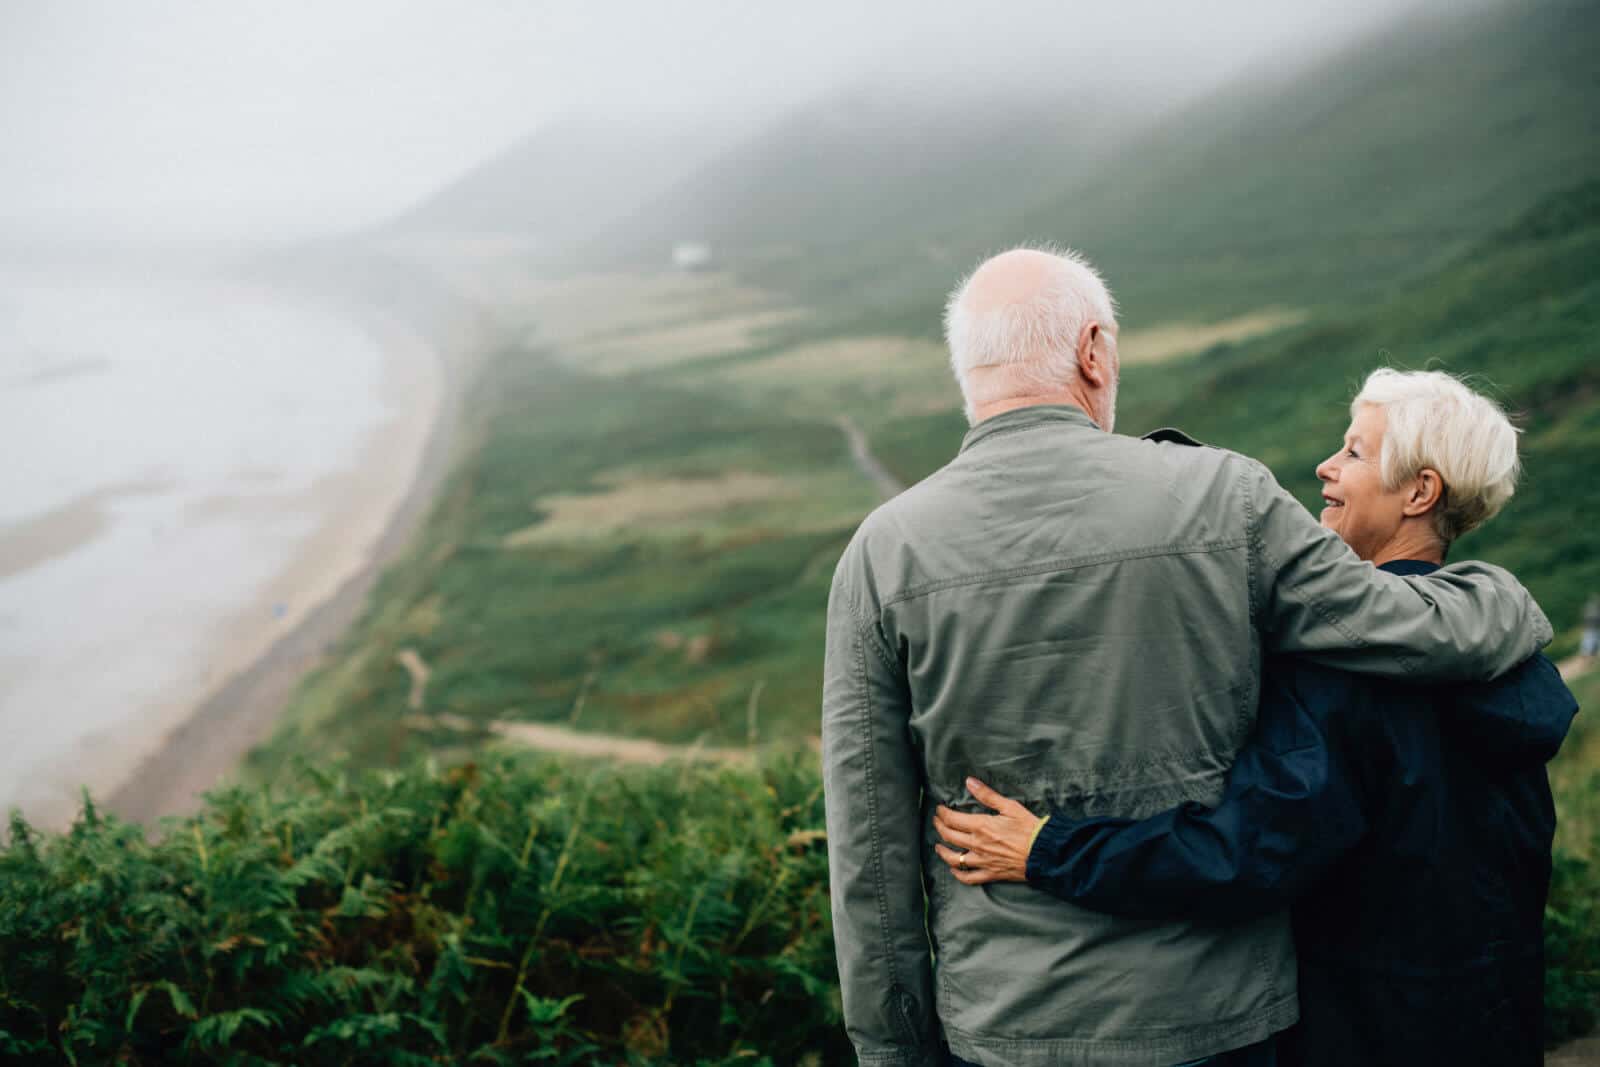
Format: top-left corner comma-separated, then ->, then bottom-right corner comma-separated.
821,405 -> 1552,1067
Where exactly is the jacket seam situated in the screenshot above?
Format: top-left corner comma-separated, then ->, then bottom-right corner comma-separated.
837,567 -> 902,674
1241,461 -> 1260,631
883,539 -> 1248,608
848,602 -> 901,674
960,418 -> 1082,454
927,738 -> 1243,799
854,633 -> 906,1044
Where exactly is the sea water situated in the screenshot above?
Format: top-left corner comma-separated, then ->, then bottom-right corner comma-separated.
0,269 -> 403,823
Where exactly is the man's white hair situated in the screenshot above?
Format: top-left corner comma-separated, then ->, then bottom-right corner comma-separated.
1353,368 -> 1521,546
943,245 -> 1117,422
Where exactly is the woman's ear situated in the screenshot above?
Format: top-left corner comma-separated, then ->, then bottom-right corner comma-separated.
1403,468 -> 1445,517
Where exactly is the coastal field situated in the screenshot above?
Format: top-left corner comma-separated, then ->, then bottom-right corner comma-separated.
4,2 -> 1596,1058
6,179 -> 1596,1067
247,178 -> 1600,785
227,181 -> 1600,1062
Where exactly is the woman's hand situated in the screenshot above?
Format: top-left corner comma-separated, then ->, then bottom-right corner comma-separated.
933,777 -> 1045,885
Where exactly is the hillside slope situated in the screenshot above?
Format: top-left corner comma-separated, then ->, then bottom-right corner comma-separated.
581,79 -> 1161,270
868,179 -> 1600,642
1009,0 -> 1600,321
739,0 -> 1600,325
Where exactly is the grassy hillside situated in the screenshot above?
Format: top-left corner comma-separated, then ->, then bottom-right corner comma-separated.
251,177 -> 1599,780
741,0 -> 1600,327
1003,0 -> 1600,322
857,180 -> 1600,648
247,291 -> 877,775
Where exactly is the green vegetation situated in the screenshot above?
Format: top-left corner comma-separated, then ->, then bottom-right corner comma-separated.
245,177 -> 1598,1055
856,180 -> 1600,651
7,1 -> 1598,1056
0,756 -> 842,1065
247,341 -> 876,779
1548,669 -> 1600,1045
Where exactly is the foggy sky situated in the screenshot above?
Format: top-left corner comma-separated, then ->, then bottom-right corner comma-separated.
0,0 -> 1453,244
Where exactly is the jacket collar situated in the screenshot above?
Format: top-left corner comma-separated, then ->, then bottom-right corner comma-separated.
960,404 -> 1101,454
1378,559 -> 1442,577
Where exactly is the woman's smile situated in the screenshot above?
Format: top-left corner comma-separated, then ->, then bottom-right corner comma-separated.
1313,404 -> 1409,560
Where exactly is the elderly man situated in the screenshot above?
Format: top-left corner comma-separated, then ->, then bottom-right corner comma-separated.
821,248 -> 1552,1066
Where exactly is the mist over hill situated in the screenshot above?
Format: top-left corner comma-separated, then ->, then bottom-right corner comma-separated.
391,119 -> 729,253
574,78 -> 1169,267
385,73 -> 1178,272
1002,0 -> 1600,321
743,0 -> 1600,324
388,0 -> 1598,328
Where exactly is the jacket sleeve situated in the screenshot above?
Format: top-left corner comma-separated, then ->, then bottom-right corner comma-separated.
1243,459 -> 1551,680
821,541 -> 938,1065
1025,666 -> 1370,922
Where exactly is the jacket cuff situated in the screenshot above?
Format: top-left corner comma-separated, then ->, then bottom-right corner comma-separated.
1025,811 -> 1076,883
1026,813 -> 1051,854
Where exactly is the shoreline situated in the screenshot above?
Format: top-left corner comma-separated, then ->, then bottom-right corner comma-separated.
101,298 -> 472,828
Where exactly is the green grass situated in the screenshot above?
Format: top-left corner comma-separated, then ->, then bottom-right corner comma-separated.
236,175 -> 1600,1051
1548,668 -> 1600,1044
263,173 -> 1600,796
247,347 -> 875,781
864,180 -> 1600,645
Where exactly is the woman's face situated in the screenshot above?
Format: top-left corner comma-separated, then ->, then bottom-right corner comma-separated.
1315,404 -> 1411,561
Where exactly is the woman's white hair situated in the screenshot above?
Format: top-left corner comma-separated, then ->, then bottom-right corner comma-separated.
944,245 -> 1117,422
1353,368 -> 1521,546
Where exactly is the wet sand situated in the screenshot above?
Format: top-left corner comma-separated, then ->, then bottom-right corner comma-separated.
89,308 -> 467,829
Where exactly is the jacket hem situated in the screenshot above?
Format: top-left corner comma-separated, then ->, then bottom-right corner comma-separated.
942,990 -> 1299,1067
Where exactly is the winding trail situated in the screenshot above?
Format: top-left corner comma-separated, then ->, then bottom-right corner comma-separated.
408,712 -> 815,766
835,415 -> 905,501
1556,654 -> 1591,682
398,414 -> 904,769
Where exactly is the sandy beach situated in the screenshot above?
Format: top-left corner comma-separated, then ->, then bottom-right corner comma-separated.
0,275 -> 471,831
97,305 -> 465,828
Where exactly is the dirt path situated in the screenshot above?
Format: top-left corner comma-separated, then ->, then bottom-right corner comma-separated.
1548,1034 -> 1600,1065
1557,654 -> 1591,682
835,415 -> 904,501
411,711 -> 786,766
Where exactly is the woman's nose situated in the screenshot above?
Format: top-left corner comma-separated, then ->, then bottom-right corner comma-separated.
1315,454 -> 1337,482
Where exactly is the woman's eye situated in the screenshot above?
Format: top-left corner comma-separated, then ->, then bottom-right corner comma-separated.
1345,449 -> 1360,459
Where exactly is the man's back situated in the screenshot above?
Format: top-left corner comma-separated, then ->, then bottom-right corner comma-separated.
843,405 -> 1295,1064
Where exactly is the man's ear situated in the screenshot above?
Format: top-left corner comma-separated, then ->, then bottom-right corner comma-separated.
1403,469 -> 1445,517
1076,321 -> 1110,388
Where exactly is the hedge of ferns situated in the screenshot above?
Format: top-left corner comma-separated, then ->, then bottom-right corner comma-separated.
2,755 -> 1596,1063
0,756 -> 845,1065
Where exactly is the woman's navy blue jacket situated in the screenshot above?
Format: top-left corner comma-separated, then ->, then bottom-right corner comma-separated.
1026,561 -> 1579,1067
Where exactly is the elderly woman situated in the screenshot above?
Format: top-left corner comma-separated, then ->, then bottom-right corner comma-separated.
934,369 -> 1578,1067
